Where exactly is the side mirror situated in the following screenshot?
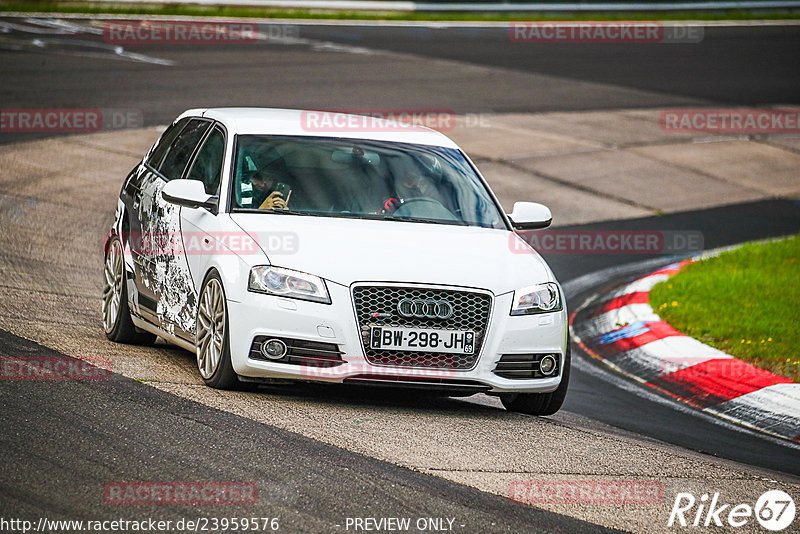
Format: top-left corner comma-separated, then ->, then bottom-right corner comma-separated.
508,202 -> 552,230
162,179 -> 217,210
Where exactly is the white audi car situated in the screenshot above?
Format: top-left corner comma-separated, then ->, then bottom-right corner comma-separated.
103,108 -> 569,415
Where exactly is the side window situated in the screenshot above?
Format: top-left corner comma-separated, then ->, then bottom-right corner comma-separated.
187,127 -> 225,195
146,117 -> 189,169
157,119 -> 211,181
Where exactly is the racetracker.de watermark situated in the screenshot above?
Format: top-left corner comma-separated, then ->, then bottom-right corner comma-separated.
300,109 -> 459,132
104,482 -> 258,506
300,360 -> 457,380
509,479 -> 663,504
103,21 -> 299,44
1,356 -> 111,381
0,108 -> 143,133
509,22 -> 703,43
111,231 -> 298,257
511,230 -> 704,255
659,357 -> 800,382
661,109 -> 800,134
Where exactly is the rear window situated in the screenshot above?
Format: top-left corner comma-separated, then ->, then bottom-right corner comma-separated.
146,118 -> 189,169
158,119 -> 212,181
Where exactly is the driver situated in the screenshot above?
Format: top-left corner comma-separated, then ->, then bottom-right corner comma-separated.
397,170 -> 436,198
247,169 -> 288,210
381,168 -> 444,215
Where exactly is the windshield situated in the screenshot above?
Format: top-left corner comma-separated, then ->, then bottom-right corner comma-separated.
230,135 -> 506,230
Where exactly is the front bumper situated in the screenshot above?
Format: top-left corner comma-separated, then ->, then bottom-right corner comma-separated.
227,282 -> 568,393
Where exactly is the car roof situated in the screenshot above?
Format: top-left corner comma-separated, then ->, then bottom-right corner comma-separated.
176,107 -> 460,149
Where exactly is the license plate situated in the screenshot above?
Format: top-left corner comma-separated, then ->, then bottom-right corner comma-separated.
369,327 -> 475,354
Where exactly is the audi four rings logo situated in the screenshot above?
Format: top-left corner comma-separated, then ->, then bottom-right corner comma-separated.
397,298 -> 454,319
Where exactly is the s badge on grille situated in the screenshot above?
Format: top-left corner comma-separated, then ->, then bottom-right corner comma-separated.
397,298 -> 454,320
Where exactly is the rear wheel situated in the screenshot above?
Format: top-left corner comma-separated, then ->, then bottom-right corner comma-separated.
500,342 -> 571,416
103,236 -> 156,345
196,271 -> 239,389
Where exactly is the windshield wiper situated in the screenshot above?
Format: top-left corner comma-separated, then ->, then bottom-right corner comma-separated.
385,215 -> 466,226
233,209 -> 471,226
261,208 -> 308,215
234,208 -> 314,216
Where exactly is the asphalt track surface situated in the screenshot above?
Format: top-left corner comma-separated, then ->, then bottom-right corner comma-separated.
298,24 -> 800,107
1,16 -> 800,530
1,20 -> 799,143
0,330 -> 609,533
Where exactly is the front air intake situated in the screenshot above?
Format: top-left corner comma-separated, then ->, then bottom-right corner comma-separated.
492,353 -> 560,379
249,336 -> 344,367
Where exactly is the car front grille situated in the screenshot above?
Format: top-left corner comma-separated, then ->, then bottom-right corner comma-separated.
352,285 -> 492,370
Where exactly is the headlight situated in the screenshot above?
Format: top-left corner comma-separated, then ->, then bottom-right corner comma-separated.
510,282 -> 562,316
248,266 -> 331,304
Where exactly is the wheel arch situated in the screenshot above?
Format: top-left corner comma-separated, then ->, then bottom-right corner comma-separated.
198,254 -> 252,303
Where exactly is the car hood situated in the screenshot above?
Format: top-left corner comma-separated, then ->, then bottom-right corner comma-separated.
229,213 -> 554,295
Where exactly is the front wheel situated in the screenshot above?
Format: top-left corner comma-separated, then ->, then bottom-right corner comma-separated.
500,343 -> 571,416
196,271 -> 239,389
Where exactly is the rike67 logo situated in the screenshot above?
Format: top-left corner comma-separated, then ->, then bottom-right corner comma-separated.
668,490 -> 795,531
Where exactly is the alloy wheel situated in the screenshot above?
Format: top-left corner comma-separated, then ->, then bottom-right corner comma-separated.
102,239 -> 124,333
196,278 -> 226,379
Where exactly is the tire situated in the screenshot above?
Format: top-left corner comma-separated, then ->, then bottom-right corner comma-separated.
195,270 -> 240,389
500,342 -> 571,416
103,236 -> 156,345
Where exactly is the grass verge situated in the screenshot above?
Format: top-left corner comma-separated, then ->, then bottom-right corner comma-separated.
0,2 -> 799,21
650,235 -> 799,382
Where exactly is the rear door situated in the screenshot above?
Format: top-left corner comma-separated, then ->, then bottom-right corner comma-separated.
122,117 -> 189,318
134,118 -> 211,339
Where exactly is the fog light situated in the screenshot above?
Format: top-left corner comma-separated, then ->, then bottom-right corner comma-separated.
539,355 -> 557,376
261,339 -> 288,360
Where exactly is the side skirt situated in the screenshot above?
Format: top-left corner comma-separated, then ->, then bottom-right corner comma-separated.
131,315 -> 196,353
